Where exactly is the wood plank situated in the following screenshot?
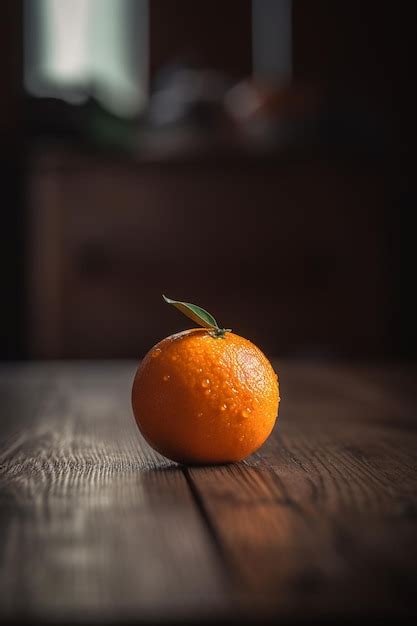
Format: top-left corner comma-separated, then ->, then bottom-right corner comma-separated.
188,362 -> 417,623
1,361 -> 416,624
0,362 -> 230,623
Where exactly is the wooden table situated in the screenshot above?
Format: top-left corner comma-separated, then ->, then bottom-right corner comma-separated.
0,361 -> 416,625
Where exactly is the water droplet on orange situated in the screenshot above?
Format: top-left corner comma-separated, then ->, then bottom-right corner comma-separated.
163,374 -> 170,382
220,403 -> 227,411
152,348 -> 161,358
241,408 -> 252,418
201,378 -> 210,388
204,389 -> 211,395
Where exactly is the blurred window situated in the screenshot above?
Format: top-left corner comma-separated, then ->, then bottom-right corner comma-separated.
24,0 -> 149,117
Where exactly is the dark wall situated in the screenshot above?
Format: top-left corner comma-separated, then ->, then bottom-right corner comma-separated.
293,0 -> 416,359
149,0 -> 252,80
0,1 -> 24,360
2,0 -> 416,360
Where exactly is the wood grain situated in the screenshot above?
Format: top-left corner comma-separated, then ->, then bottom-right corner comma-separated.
0,363 -> 229,623
188,361 -> 417,622
1,360 -> 416,624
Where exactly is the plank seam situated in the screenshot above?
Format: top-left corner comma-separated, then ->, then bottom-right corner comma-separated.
182,468 -> 236,581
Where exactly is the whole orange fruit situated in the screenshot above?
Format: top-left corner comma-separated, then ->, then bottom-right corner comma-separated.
132,328 -> 280,464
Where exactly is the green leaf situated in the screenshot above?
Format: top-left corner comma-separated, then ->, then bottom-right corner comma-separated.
163,295 -> 218,330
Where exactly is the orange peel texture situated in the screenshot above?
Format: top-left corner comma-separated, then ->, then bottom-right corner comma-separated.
132,329 -> 280,464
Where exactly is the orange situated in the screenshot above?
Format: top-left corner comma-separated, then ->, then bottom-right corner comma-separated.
132,329 -> 280,464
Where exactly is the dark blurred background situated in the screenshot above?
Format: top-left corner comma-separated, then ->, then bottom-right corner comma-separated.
1,0 -> 416,361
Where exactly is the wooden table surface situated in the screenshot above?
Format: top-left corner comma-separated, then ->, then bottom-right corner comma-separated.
0,361 -> 416,625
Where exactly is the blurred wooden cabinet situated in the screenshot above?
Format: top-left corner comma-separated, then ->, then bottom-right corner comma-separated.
27,146 -> 391,358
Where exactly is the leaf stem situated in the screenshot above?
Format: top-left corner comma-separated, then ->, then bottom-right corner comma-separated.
209,327 -> 232,339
